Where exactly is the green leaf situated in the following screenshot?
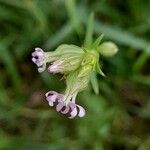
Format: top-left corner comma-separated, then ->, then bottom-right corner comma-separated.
92,34 -> 104,50
84,13 -> 94,48
90,72 -> 99,94
44,23 -> 73,49
0,44 -> 21,95
65,0 -> 82,34
94,21 -> 150,53
132,51 -> 149,73
96,62 -> 105,77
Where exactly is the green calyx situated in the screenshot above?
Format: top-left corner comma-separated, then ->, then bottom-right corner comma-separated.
45,37 -> 118,96
98,41 -> 118,57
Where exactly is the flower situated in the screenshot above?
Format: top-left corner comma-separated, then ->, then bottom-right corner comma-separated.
32,48 -> 46,72
98,41 -> 118,57
32,38 -> 118,119
47,53 -> 83,74
56,101 -> 85,119
45,91 -> 85,119
32,44 -> 84,73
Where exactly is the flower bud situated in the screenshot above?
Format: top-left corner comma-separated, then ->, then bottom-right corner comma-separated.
99,41 -> 118,57
47,53 -> 84,74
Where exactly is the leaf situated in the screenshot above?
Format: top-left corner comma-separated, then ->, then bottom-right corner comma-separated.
44,23 -> 73,49
92,34 -> 104,50
90,71 -> 99,94
132,51 -> 149,73
94,20 -> 150,53
84,13 -> 94,48
65,0 -> 82,34
0,44 -> 21,95
96,62 -> 105,77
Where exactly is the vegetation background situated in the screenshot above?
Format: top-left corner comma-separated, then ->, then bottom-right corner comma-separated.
0,0 -> 150,149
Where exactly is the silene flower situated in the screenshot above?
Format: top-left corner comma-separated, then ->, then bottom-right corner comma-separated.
32,38 -> 118,119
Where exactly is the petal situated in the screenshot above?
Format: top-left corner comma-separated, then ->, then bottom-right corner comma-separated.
47,65 -> 58,73
32,52 -> 37,57
69,108 -> 77,119
57,94 -> 64,100
69,102 -> 76,110
56,102 -> 64,112
32,57 -> 37,63
38,64 -> 46,72
46,95 -> 57,106
36,61 -> 44,67
35,47 -> 43,52
38,67 -> 45,72
45,91 -> 57,97
50,95 -> 57,101
61,106 -> 70,114
77,105 -> 85,117
46,98 -> 54,107
37,52 -> 44,57
48,100 -> 54,106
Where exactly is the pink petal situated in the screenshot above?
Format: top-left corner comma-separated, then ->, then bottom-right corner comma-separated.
37,52 -> 44,57
32,58 -> 37,63
57,94 -> 64,99
46,96 -> 57,106
47,65 -> 58,73
69,102 -> 76,110
77,105 -> 85,117
32,52 -> 37,57
56,103 -> 64,112
38,64 -> 46,72
36,61 -> 44,67
48,100 -> 54,106
61,106 -> 70,114
45,91 -> 57,97
35,47 -> 43,52
50,95 -> 57,101
69,108 -> 77,119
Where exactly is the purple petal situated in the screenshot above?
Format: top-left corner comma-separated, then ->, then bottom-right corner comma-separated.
57,94 -> 64,100
77,105 -> 85,117
35,47 -> 43,52
38,64 -> 46,72
32,52 -> 37,57
61,106 -> 70,114
69,108 -> 77,119
47,65 -> 58,73
32,57 -> 37,63
45,91 -> 57,97
56,103 -> 64,112
69,102 -> 76,110
37,52 -> 44,57
36,62 -> 43,67
46,95 -> 57,107
48,100 -> 54,106
50,95 -> 57,101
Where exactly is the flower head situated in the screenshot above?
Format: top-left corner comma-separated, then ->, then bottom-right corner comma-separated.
45,91 -> 85,119
32,37 -> 118,119
32,44 -> 84,73
32,48 -> 46,72
47,53 -> 83,74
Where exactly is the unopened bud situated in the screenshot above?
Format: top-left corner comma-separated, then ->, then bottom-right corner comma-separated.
99,42 -> 118,57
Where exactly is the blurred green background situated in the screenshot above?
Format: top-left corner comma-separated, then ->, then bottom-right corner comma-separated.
0,0 -> 150,150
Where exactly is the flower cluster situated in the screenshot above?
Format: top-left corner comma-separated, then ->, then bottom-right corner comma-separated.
32,41 -> 118,119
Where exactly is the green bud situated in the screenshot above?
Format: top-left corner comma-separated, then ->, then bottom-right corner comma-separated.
55,44 -> 84,55
45,44 -> 84,63
99,41 -> 118,57
65,66 -> 91,98
47,52 -> 84,74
